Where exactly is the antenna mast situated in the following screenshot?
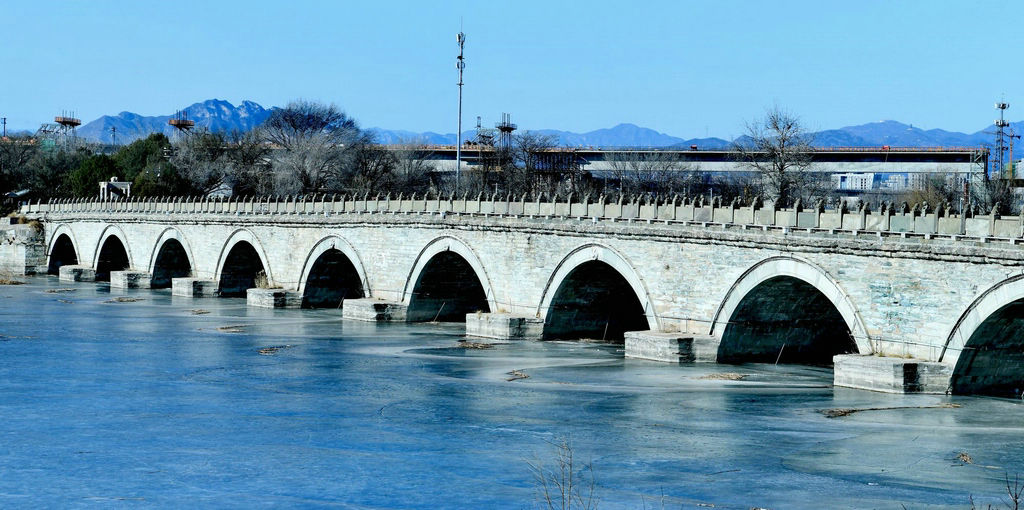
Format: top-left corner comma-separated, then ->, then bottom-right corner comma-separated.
456,30 -> 466,194
994,101 -> 1010,180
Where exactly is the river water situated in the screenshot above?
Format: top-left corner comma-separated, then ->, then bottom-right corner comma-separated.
2,277 -> 1023,509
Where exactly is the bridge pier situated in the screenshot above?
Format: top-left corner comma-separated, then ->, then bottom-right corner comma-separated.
247,288 -> 301,308
58,265 -> 96,282
833,355 -> 952,394
110,271 -> 152,289
172,278 -> 219,298
624,331 -> 720,363
341,298 -> 408,321
465,313 -> 543,340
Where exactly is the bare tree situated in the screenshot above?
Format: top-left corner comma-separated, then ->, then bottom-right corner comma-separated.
169,129 -> 228,195
506,132 -> 590,197
605,150 -> 700,196
897,171 -> 963,212
389,142 -> 436,194
710,172 -> 761,204
260,100 -> 367,194
980,176 -> 1018,215
456,141 -> 507,197
0,135 -> 39,199
734,107 -> 815,206
347,144 -> 397,194
507,131 -> 556,196
225,130 -> 274,196
526,437 -> 599,510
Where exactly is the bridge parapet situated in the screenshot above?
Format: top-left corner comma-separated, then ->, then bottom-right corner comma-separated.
21,194 -> 1024,242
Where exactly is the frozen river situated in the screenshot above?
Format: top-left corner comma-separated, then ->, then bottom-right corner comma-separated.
1,277 -> 1023,508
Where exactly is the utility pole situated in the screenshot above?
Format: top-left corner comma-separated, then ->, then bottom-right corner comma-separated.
1007,132 -> 1015,180
455,30 -> 466,194
1,117 -> 6,138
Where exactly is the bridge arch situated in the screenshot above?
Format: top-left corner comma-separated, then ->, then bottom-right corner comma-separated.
147,228 -> 196,288
214,229 -> 273,297
538,243 -> 659,340
941,274 -> 1024,396
402,235 -> 495,322
710,255 -> 870,363
46,224 -> 80,274
297,235 -> 369,308
93,225 -> 134,281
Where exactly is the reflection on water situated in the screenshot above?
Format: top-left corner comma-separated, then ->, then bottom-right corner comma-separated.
1,278 -> 1023,509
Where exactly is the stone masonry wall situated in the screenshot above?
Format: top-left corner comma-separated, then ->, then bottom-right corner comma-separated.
0,221 -> 45,275
26,203 -> 1024,370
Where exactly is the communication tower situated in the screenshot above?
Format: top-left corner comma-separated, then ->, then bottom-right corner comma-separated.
455,30 -> 466,193
54,111 -> 81,149
993,101 -> 1010,179
496,112 -> 516,150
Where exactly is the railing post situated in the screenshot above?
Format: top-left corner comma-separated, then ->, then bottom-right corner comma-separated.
990,203 -> 1000,237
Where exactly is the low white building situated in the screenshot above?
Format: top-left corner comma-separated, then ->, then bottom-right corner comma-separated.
99,178 -> 131,199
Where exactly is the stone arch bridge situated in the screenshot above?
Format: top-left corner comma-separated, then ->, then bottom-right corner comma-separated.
17,195 -> 1024,397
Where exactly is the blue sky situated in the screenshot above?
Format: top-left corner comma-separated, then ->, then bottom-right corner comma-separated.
2,1 -> 1021,137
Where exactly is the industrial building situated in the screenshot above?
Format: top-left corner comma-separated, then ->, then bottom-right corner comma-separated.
416,145 -> 988,193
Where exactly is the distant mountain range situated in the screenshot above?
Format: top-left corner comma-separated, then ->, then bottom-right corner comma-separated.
67,98 -> 1019,149
76,99 -> 274,144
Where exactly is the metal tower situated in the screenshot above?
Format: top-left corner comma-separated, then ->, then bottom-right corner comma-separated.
455,30 -> 466,193
54,111 -> 81,149
993,101 -> 1010,179
496,113 -> 516,150
475,116 -> 495,146
168,110 -> 195,142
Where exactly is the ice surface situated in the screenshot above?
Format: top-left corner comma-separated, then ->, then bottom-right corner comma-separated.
0,278 -> 1022,508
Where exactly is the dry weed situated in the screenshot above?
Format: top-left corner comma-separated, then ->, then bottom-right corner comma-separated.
699,372 -> 747,381
506,369 -> 530,381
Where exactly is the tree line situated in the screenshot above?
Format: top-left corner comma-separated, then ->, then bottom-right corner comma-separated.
1,102 -> 1012,214
0,100 -> 440,211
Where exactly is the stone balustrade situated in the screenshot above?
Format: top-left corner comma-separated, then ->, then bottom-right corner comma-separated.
19,194 -> 1024,241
